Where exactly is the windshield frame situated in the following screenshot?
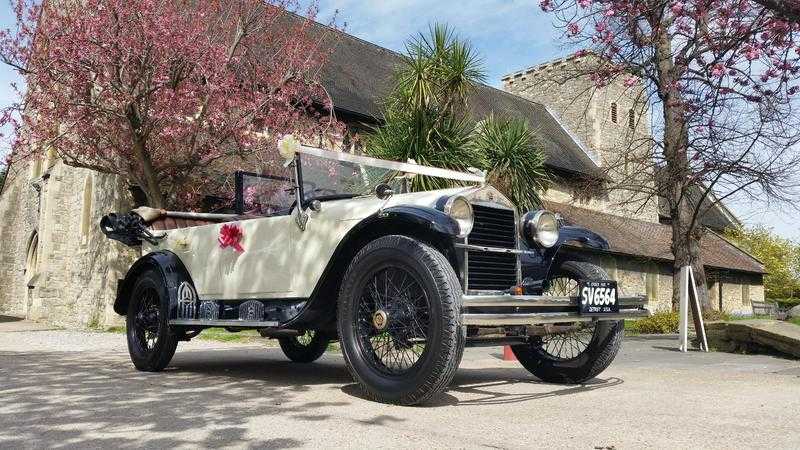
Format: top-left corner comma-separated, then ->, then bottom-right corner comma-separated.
296,145 -> 486,204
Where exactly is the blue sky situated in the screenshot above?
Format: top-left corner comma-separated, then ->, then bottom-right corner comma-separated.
1,1 -> 798,240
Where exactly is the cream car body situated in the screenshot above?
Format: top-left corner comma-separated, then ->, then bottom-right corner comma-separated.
146,186 -> 484,300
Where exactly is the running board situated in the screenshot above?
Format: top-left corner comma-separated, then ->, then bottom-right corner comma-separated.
170,319 -> 280,328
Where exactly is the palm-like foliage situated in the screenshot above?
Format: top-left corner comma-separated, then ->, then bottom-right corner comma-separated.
366,24 -> 485,191
366,24 -> 549,207
469,115 -> 549,211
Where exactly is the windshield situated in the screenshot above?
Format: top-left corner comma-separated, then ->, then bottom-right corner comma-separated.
297,146 -> 484,202
300,153 -> 402,201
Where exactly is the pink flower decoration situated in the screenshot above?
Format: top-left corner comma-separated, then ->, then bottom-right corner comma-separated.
218,223 -> 244,253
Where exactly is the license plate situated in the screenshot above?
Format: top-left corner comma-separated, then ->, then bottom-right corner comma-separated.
578,280 -> 619,314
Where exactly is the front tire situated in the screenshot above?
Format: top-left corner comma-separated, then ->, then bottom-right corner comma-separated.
279,330 -> 330,363
337,235 -> 465,405
126,269 -> 179,372
512,260 -> 624,384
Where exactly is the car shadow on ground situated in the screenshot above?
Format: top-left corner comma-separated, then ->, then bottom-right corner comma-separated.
173,348 -> 624,408
1,346 -> 625,448
0,348 -> 354,449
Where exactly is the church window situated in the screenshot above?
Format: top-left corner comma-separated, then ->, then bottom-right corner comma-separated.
610,102 -> 618,123
628,109 -> 635,130
30,158 -> 42,180
25,232 -> 39,279
81,176 -> 94,237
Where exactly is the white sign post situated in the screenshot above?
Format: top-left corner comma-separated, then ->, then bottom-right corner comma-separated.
679,265 -> 709,352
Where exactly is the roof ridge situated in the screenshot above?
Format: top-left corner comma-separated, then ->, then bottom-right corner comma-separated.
546,199 -> 667,229
300,11 -> 557,111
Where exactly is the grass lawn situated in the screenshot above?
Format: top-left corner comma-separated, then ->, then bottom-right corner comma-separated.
788,317 -> 800,327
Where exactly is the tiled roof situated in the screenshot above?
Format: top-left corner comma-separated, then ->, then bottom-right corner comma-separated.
310,21 -> 602,177
546,201 -> 766,274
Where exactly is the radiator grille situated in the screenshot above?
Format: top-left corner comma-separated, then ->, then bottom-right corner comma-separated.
466,204 -> 518,291
468,204 -> 516,248
467,251 -> 518,291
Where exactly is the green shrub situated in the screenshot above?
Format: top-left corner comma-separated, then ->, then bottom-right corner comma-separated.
627,311 -> 680,334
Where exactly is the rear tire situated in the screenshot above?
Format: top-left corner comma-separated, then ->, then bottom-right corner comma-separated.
279,331 -> 329,363
126,269 -> 179,372
512,260 -> 624,384
337,235 -> 465,405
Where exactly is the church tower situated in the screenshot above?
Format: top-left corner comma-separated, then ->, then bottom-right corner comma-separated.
502,54 -> 659,223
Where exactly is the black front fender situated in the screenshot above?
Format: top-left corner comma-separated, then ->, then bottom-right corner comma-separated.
374,205 -> 461,237
114,250 -> 196,318
522,225 -> 610,284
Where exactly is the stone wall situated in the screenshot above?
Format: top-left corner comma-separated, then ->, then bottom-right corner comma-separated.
708,272 -> 764,316
0,158 -> 136,328
503,56 -> 659,224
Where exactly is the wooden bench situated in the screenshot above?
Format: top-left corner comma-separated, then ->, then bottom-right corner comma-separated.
751,301 -> 789,320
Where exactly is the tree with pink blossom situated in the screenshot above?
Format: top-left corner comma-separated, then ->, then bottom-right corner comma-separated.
0,0 -> 339,209
538,0 -> 800,310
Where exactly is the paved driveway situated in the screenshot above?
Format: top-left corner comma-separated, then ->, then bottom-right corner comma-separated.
1,326 -> 799,449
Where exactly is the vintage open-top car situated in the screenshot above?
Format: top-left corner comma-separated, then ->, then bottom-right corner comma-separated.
101,144 -> 647,405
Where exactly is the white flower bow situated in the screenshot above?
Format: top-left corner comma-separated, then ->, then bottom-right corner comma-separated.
278,134 -> 301,163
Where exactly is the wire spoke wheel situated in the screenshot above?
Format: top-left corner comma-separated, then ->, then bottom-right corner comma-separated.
540,275 -> 596,361
356,265 -> 431,376
133,287 -> 161,353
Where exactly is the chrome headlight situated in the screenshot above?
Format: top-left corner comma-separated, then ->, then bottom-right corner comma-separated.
522,210 -> 559,248
444,196 -> 474,238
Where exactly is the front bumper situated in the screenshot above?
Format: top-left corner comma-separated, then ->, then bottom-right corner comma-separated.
461,294 -> 649,326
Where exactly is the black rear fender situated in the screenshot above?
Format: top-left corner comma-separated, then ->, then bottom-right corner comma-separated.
114,250 -> 197,318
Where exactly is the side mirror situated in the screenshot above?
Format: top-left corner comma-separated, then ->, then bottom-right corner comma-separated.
375,183 -> 394,200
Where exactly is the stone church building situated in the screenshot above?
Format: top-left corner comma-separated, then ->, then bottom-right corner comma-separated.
0,20 -> 765,328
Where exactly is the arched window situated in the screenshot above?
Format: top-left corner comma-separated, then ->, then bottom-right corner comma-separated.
610,102 -> 618,124
628,108 -> 635,130
30,158 -> 42,180
25,231 -> 39,287
45,148 -> 57,169
81,176 -> 94,237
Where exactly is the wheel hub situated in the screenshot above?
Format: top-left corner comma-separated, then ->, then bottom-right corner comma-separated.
372,310 -> 388,330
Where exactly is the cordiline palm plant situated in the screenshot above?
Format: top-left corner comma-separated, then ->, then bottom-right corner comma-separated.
470,115 -> 549,212
366,24 -> 486,191
366,24 -> 549,206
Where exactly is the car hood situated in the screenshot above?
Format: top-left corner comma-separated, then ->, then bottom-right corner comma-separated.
317,185 -> 514,222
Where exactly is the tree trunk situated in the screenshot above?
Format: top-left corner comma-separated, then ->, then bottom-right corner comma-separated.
132,138 -> 165,209
670,203 -> 712,312
126,105 -> 166,208
653,18 -> 713,312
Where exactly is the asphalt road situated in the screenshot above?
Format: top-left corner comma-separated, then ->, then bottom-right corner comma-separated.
1,327 -> 799,449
